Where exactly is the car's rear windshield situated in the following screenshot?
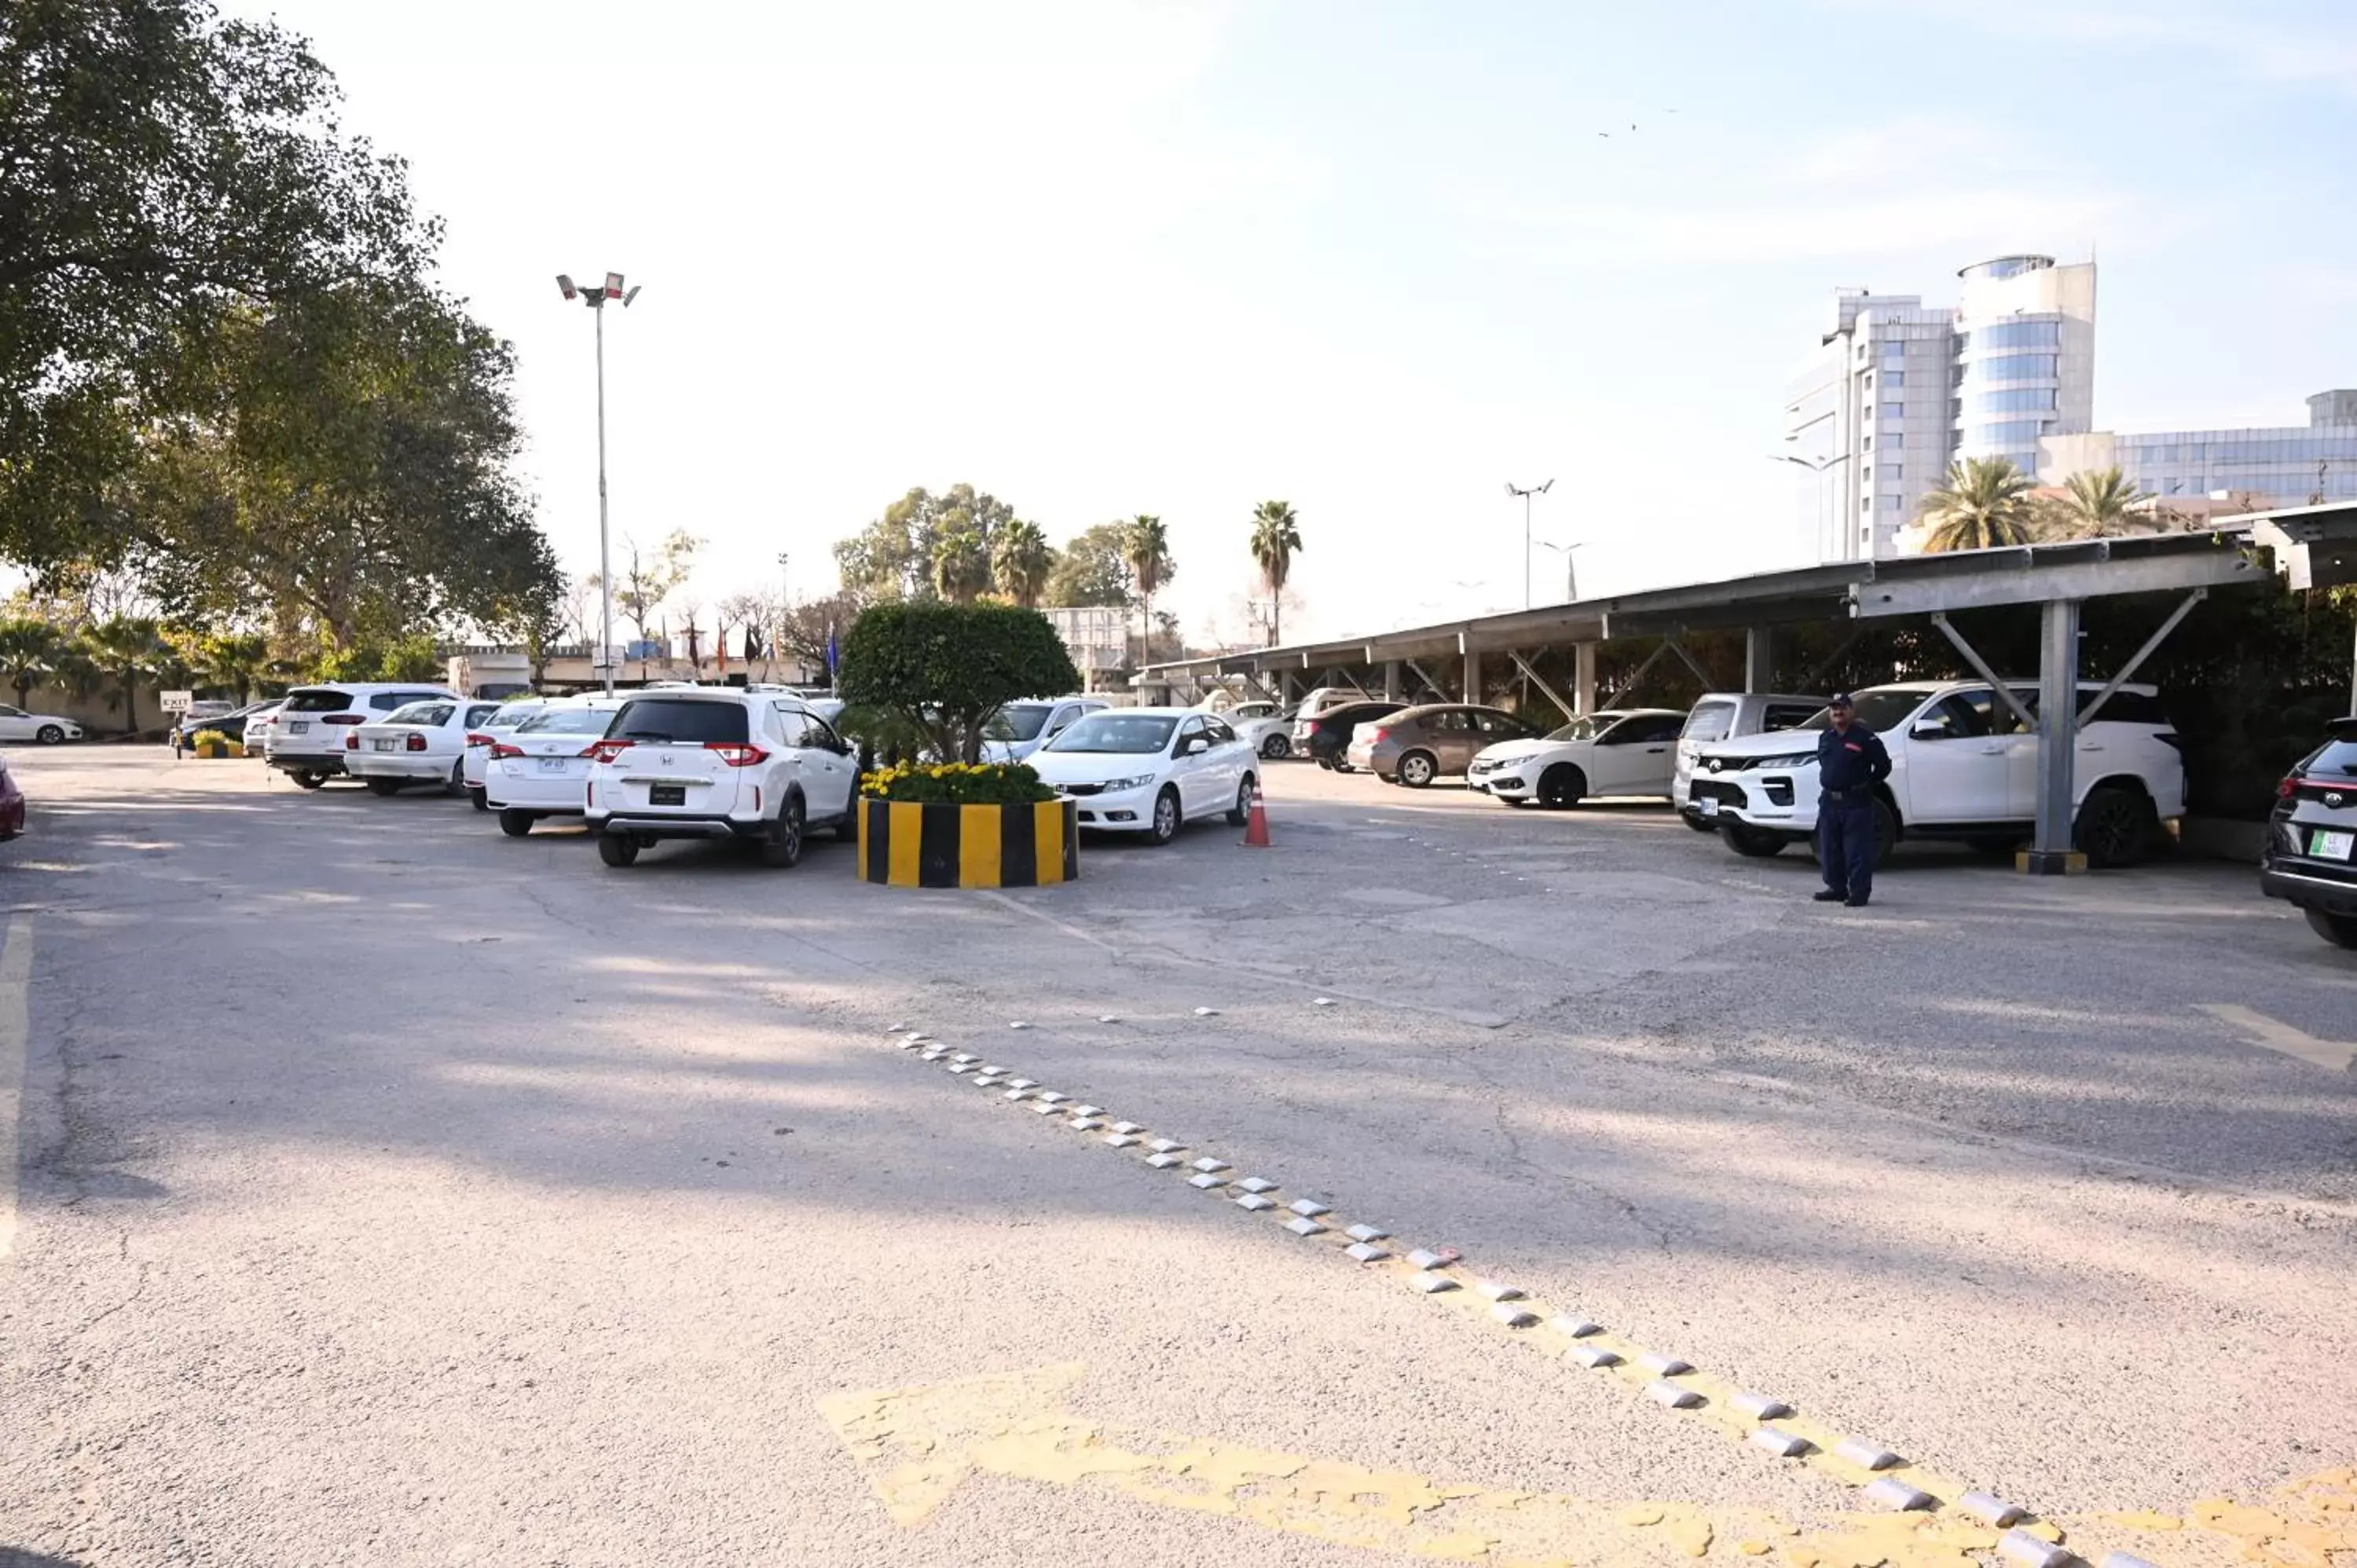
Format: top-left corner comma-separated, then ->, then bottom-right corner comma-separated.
519,708 -> 618,735
1048,713 -> 1177,754
283,689 -> 354,713
610,698 -> 747,745
386,702 -> 455,726
2308,739 -> 2357,776
986,703 -> 1052,742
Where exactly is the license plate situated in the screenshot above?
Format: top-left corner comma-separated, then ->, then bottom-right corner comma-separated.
373,738 -> 398,751
1696,797 -> 1719,816
537,758 -> 570,775
649,783 -> 687,807
2311,828 -> 2356,862
287,721 -> 309,735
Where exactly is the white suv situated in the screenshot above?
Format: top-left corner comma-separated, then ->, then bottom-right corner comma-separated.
266,682 -> 463,788
583,689 -> 858,869
1688,680 -> 2183,869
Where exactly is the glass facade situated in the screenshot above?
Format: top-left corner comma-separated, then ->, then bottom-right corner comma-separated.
2110,425 -> 2357,504
1974,387 -> 2057,414
1971,353 -> 2060,383
1958,319 -> 2062,353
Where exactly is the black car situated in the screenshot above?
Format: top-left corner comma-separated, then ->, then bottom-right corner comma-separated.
2261,716 -> 2357,949
1294,700 -> 1405,771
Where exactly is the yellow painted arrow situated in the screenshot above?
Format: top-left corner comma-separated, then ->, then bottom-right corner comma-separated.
819,1366 -> 2357,1567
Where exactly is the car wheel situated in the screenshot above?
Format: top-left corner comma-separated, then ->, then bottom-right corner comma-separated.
290,771 -> 326,790
1226,774 -> 1255,826
444,759 -> 467,797
1720,822 -> 1785,858
1397,750 -> 1438,788
1681,815 -> 1716,833
498,809 -> 535,838
2304,908 -> 2357,949
1259,734 -> 1290,760
1536,764 -> 1586,809
2075,786 -> 2153,869
759,796 -> 805,868
597,832 -> 640,867
469,786 -> 488,812
35,724 -> 64,745
1149,786 -> 1181,845
366,778 -> 403,797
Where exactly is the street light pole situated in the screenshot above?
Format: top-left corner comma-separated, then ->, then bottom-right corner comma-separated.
776,551 -> 791,680
1769,452 -> 1852,564
1505,479 -> 1555,609
1534,538 -> 1585,602
558,271 -> 641,694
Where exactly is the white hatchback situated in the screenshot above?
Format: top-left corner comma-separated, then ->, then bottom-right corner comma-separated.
345,698 -> 504,797
486,698 -> 625,836
1028,708 -> 1259,845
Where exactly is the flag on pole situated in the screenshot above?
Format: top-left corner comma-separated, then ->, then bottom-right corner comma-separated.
826,622 -> 839,675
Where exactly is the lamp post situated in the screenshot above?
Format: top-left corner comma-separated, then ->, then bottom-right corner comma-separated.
776,551 -> 791,680
1533,537 -> 1585,602
1505,479 -> 1555,610
557,271 -> 641,693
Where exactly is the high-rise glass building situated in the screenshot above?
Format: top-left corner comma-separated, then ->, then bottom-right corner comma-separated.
2040,390 -> 2357,507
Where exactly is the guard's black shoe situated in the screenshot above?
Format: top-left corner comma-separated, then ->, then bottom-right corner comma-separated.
1812,889 -> 1845,902
1845,896 -> 1870,907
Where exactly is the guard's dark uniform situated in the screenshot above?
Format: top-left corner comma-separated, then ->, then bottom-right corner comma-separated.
1816,720 -> 1892,903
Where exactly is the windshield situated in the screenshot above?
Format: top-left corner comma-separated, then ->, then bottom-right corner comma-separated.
1801,691 -> 1923,734
1047,713 -> 1178,754
518,707 -> 619,736
384,702 -> 455,727
986,703 -> 1053,742
610,698 -> 748,745
1544,717 -> 1602,742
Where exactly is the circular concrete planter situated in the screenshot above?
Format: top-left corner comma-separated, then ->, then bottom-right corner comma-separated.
855,797 -> 1078,888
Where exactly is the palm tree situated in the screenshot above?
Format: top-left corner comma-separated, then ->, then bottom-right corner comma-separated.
1248,500 -> 1303,646
931,527 -> 992,603
1916,457 -> 2036,553
992,520 -> 1055,609
1123,515 -> 1171,658
2054,467 -> 2154,539
80,617 -> 166,732
0,618 -> 66,706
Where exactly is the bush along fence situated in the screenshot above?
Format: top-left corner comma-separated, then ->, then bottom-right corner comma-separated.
854,763 -> 1079,888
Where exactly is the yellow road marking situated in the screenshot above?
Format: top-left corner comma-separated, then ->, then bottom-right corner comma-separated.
2194,1003 -> 2356,1072
0,914 -> 31,1262
821,1366 -> 2357,1566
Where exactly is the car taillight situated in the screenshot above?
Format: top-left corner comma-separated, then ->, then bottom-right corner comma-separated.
405,733 -> 427,752
344,733 -> 359,750
464,732 -> 495,749
490,743 -> 524,760
323,714 -> 365,725
584,739 -> 632,763
1369,727 -> 1391,744
2278,775 -> 2299,799
707,743 -> 768,768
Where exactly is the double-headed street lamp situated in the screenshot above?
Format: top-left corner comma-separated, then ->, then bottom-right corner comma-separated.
556,271 -> 641,694
1506,478 -> 1554,609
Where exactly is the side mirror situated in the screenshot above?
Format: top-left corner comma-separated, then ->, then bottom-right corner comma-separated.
1181,736 -> 1209,757
1910,720 -> 1948,739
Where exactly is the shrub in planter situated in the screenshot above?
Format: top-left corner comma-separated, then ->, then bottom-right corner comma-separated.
838,602 -> 1082,764
189,728 -> 233,757
860,761 -> 1056,805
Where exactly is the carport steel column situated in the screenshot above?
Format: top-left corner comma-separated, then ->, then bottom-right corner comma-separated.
1574,643 -> 1597,715
2025,598 -> 2083,874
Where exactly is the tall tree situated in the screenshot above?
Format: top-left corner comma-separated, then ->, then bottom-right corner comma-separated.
601,529 -> 700,647
0,618 -> 67,705
79,616 -> 163,731
2051,467 -> 2155,540
834,484 -> 1017,602
0,0 -> 434,573
1042,522 -> 1134,609
1247,500 -> 1303,646
1917,457 -> 2035,553
931,526 -> 992,603
1122,515 -> 1174,652
991,520 -> 1054,609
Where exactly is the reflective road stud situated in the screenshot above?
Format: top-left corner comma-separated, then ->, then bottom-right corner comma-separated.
1644,1381 -> 1703,1410
1345,1242 -> 1390,1262
1959,1493 -> 2028,1528
1477,1282 -> 1524,1302
1288,1198 -> 1331,1218
1549,1316 -> 1602,1339
1344,1224 -> 1387,1243
1409,1274 -> 1460,1295
1236,1194 -> 1277,1212
1190,1158 -> 1229,1174
1731,1392 -> 1793,1421
1189,1174 -> 1229,1190
1405,1249 -> 1450,1271
1833,1439 -> 1901,1471
1103,1133 -> 1140,1147
1997,1531 -> 2072,1568
1568,1346 -> 1621,1369
1490,1304 -> 1538,1328
1863,1477 -> 1935,1512
1285,1216 -> 1326,1236
1148,1139 -> 1186,1154
1236,1178 -> 1278,1194
1145,1153 -> 1185,1168
1110,1121 -> 1145,1135
1750,1427 -> 1810,1459
1636,1352 -> 1692,1376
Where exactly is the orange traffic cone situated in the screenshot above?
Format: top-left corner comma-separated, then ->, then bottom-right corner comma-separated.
1244,779 -> 1272,848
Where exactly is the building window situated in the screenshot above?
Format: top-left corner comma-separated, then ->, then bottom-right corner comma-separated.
1884,371 -> 1904,388
1885,494 -> 1904,511
1968,353 -> 2059,383
1863,434 -> 1873,451
1971,319 -> 2061,351
1879,402 -> 1904,423
1880,463 -> 1904,482
1861,496 -> 1872,511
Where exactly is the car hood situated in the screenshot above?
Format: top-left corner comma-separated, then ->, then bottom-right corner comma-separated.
1472,739 -> 1552,765
1697,731 -> 1824,763
1027,749 -> 1163,786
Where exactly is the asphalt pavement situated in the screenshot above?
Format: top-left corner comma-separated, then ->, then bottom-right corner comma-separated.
1,747 -> 2352,1567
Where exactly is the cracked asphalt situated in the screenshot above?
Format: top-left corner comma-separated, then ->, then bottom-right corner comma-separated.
1,747 -> 2352,1566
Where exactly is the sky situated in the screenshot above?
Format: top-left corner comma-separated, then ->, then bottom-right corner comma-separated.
221,0 -> 2357,647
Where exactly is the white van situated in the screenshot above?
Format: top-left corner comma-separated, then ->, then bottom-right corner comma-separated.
266,681 -> 463,788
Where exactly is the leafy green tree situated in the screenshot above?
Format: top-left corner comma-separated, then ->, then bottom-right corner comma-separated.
1122,515 -> 1174,649
597,529 -> 699,647
79,616 -> 164,730
0,618 -> 67,705
1042,522 -> 1134,609
838,601 -> 1080,764
0,0 -> 433,573
1917,457 -> 2035,553
834,485 -> 1016,601
992,520 -> 1054,609
931,526 -> 992,603
2051,467 -> 2156,540
1248,500 -> 1303,645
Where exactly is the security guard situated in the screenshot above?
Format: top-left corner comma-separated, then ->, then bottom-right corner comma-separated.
1814,692 -> 1891,907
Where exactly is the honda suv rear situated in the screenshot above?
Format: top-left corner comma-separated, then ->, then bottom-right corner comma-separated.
267,683 -> 460,788
2261,717 -> 2357,949
583,691 -> 858,868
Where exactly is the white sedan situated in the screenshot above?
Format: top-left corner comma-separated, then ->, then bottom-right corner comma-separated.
0,703 -> 82,745
1208,699 -> 1297,760
461,699 -> 550,810
346,698 -> 504,797
1465,708 -> 1688,808
1028,707 -> 1259,846
484,698 -> 624,836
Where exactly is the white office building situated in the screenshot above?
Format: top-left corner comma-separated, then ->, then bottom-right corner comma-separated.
2040,388 -> 2357,510
1783,255 -> 2097,561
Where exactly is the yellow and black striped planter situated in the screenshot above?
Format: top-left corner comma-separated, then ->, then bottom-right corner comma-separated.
856,797 -> 1079,888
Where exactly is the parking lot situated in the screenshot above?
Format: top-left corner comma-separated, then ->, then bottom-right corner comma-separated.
3,746 -> 2354,1566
